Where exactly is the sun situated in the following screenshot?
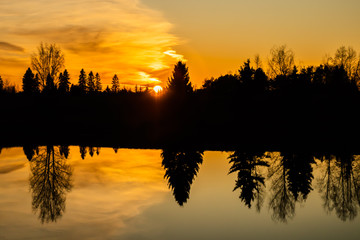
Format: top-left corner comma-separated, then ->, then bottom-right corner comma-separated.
153,85 -> 163,94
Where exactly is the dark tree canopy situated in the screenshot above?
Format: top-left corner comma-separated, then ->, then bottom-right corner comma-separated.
0,75 -> 4,92
22,67 -> 40,94
78,69 -> 87,93
166,61 -> 193,96
87,71 -> 96,92
58,69 -> 70,93
95,73 -> 102,92
111,74 -> 119,93
43,74 -> 56,93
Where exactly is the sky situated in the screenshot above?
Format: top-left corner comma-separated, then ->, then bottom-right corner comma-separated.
1,0 -> 360,89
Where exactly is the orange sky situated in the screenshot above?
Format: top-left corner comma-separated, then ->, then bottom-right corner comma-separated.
1,0 -> 360,89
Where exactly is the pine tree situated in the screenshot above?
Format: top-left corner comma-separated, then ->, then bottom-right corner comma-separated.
22,68 -> 40,94
95,73 -> 102,92
78,69 -> 87,93
43,74 -> 56,93
105,85 -> 111,93
87,71 -> 96,92
167,61 -> 193,95
0,75 -> 3,92
111,74 -> 119,93
58,69 -> 70,93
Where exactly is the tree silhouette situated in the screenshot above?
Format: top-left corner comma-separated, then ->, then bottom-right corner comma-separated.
79,146 -> 87,159
95,73 -> 102,92
29,146 -> 73,223
23,145 -> 39,161
0,75 -> 3,92
324,46 -> 360,80
43,74 -> 56,94
111,74 -> 119,93
31,43 -> 65,88
78,69 -> 87,93
267,153 -> 295,223
268,45 -> 295,78
161,149 -> 203,206
22,67 -> 40,94
166,61 -> 193,96
87,71 -> 96,92
88,146 -> 94,157
283,153 -> 314,201
58,69 -> 70,93
228,151 -> 269,211
59,145 -> 70,159
317,154 -> 360,221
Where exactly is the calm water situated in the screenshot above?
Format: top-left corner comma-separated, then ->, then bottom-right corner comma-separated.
0,147 -> 359,240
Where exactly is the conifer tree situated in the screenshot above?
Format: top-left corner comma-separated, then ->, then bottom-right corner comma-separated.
22,67 -> 40,94
111,74 -> 119,93
43,74 -> 56,93
87,71 -> 96,92
0,75 -> 3,92
105,85 -> 111,93
58,69 -> 70,93
78,69 -> 87,93
95,73 -> 102,92
167,61 -> 193,95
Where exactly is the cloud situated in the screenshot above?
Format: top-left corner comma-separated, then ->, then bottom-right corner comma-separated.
0,42 -> 24,52
0,0 -> 184,86
0,163 -> 25,174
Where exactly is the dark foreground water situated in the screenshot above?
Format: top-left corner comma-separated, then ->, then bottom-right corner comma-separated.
0,147 -> 359,240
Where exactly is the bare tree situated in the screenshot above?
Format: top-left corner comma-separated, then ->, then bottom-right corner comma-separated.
267,45 -> 295,78
254,54 -> 263,69
31,43 -> 65,88
325,46 -> 360,81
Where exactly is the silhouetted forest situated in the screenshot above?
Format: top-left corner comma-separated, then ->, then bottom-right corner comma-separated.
1,46 -> 360,151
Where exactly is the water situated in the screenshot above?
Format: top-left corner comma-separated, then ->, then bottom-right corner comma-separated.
0,147 -> 359,240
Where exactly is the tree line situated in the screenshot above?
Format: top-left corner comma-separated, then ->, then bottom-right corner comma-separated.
1,43 -> 360,97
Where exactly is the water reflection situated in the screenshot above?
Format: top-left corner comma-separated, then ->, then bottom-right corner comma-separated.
161,149 -> 203,206
1,146 -> 360,224
23,145 -> 39,161
317,154 -> 360,221
29,146 -> 73,223
266,152 -> 314,223
228,151 -> 268,211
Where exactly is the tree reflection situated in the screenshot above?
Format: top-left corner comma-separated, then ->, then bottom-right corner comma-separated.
79,146 -> 87,159
23,145 -> 39,161
317,154 -> 360,221
267,152 -> 315,223
29,145 -> 73,223
59,145 -> 70,159
228,151 -> 269,211
161,149 -> 203,206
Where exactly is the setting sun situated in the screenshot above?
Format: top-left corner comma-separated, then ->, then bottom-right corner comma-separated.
153,85 -> 163,94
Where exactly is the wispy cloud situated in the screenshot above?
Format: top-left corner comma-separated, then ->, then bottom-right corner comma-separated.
0,42 -> 24,52
0,0 -> 184,86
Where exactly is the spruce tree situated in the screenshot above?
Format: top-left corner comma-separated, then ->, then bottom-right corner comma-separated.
58,69 -> 70,93
87,71 -> 96,92
0,75 -> 3,92
167,61 -> 193,95
22,68 -> 40,94
111,74 -> 119,93
95,73 -> 102,92
78,69 -> 87,93
43,74 -> 56,93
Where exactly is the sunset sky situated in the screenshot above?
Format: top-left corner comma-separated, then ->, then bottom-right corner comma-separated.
1,0 -> 360,89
